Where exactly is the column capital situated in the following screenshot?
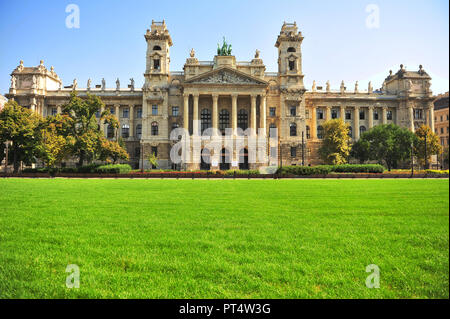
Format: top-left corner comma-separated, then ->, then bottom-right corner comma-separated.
211,93 -> 219,100
193,92 -> 199,98
368,105 -> 374,110
260,93 -> 267,98
231,93 -> 238,99
326,105 -> 332,109
183,92 -> 190,98
382,105 -> 388,110
354,105 -> 360,110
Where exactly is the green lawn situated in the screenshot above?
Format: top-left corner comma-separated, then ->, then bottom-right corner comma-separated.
0,178 -> 448,299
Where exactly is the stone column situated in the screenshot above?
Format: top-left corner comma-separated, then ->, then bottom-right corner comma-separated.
115,104 -> 121,138
183,93 -> 189,131
251,94 -> 257,135
429,103 -> 435,132
193,93 -> 199,136
100,105 -> 105,137
57,105 -> 62,114
368,106 -> 374,129
311,106 -> 317,139
260,94 -> 267,136
354,106 -> 360,140
231,94 -> 238,134
212,94 -> 218,134
340,105 -> 345,120
408,106 -> 414,132
326,106 -> 331,121
382,106 -> 387,124
129,105 -> 134,138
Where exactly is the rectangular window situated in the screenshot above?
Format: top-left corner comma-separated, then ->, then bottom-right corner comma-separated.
172,106 -> 179,117
51,107 -> 57,116
270,107 -> 276,117
414,109 -> 423,120
317,109 -> 324,120
331,109 -> 338,119
152,105 -> 158,116
359,110 -> 365,120
151,146 -> 158,157
136,107 -> 142,119
441,127 -> 444,134
373,110 -> 379,120
305,109 -> 310,119
290,106 -> 296,116
290,147 -> 297,158
387,110 -> 393,120
122,107 -> 129,118
345,110 -> 351,120
109,107 -> 115,115
440,116 -> 443,122
153,59 -> 160,70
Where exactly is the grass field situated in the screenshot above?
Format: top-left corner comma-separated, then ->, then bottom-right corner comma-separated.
0,178 -> 448,299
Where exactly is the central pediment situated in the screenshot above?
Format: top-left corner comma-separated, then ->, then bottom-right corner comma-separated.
184,67 -> 268,86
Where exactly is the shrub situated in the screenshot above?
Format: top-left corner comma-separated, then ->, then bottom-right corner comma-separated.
276,166 -> 331,175
318,164 -> 385,173
223,169 -> 260,176
425,169 -> 449,176
95,164 -> 132,174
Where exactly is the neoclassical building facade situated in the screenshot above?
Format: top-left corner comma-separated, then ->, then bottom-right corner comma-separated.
5,21 -> 435,169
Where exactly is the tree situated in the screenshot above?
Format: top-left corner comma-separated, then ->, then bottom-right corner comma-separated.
443,147 -> 449,169
413,124 -> 442,168
148,152 -> 158,170
37,121 -> 70,168
355,124 -> 416,171
350,138 -> 370,164
98,137 -> 129,164
60,92 -> 127,166
318,119 -> 351,164
0,101 -> 41,172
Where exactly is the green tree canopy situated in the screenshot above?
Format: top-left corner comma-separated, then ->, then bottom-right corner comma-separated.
0,101 -> 42,172
318,119 -> 351,165
60,92 -> 126,166
352,124 -> 416,171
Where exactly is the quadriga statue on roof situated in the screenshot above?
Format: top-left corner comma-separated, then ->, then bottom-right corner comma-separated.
217,37 -> 232,56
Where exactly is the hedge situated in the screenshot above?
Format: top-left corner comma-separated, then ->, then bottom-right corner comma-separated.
318,164 -> 385,173
95,164 -> 132,174
22,164 -> 131,174
276,166 -> 331,175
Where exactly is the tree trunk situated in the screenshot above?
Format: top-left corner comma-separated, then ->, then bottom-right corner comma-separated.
78,151 -> 85,167
13,148 -> 19,173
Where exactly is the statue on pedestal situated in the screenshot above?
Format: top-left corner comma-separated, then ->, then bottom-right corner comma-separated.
130,78 -> 135,91
87,78 -> 91,90
116,78 -> 120,90
326,80 -> 330,93
101,78 -> 106,90
10,75 -> 16,89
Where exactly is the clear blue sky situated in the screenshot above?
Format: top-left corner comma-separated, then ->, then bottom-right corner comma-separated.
0,0 -> 448,95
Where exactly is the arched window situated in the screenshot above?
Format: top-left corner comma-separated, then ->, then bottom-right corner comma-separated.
122,124 -> 130,138
107,124 -> 115,138
201,108 -> 211,134
360,125 -> 367,135
135,124 -> 142,139
288,57 -> 296,71
306,125 -> 310,139
219,109 -> 230,135
153,45 -> 161,51
317,125 -> 324,139
287,47 -> 296,52
237,109 -> 248,132
348,126 -> 353,138
290,123 -> 297,136
151,122 -> 158,136
239,148 -> 249,170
